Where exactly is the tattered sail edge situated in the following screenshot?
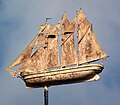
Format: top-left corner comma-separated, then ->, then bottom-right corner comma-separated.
66,9 -> 87,37
61,11 -> 70,34
62,11 -> 67,18
61,11 -> 70,24
77,8 -> 86,20
6,35 -> 38,71
48,21 -> 61,36
71,8 -> 86,25
5,68 -> 20,77
77,26 -> 108,65
77,31 -> 108,65
75,9 -> 108,66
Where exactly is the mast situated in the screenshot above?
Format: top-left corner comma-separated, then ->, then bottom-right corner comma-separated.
74,11 -> 79,65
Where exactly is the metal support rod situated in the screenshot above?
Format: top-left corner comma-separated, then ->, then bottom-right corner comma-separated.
44,86 -> 48,105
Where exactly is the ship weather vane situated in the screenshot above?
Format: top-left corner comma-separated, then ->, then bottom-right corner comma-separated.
5,9 -> 108,105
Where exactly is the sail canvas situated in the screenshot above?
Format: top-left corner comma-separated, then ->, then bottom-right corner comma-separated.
77,10 -> 107,64
61,12 -> 76,66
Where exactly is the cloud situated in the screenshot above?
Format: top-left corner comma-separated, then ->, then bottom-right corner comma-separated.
0,0 -> 120,105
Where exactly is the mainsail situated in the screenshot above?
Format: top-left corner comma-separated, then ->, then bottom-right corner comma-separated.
47,22 -> 60,68
61,12 -> 76,66
77,9 -> 107,64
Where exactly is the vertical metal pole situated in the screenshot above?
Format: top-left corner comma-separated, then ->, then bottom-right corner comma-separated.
59,20 -> 62,68
75,11 -> 79,66
44,86 -> 48,105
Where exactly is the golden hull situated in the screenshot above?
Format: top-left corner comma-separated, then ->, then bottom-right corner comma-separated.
20,64 -> 103,88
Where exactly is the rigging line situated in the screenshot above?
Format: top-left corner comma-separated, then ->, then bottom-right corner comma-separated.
78,25 -> 91,44
38,23 -> 50,35
18,45 -> 46,69
5,68 -> 20,77
7,23 -> 49,70
30,44 -> 47,57
61,33 -> 73,46
6,36 -> 37,69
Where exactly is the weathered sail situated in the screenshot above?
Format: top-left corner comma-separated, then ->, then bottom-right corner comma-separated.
64,22 -> 75,34
38,23 -> 52,34
6,37 -> 38,69
5,34 -> 38,76
77,9 -> 107,64
6,23 -> 52,75
46,22 -> 60,68
49,21 -> 61,35
19,22 -> 60,71
18,34 -> 47,72
61,11 -> 70,34
61,13 -> 76,66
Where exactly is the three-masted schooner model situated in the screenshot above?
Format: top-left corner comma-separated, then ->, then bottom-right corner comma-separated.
6,9 -> 108,88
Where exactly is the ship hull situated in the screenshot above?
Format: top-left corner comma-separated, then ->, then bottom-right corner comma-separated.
20,64 -> 103,88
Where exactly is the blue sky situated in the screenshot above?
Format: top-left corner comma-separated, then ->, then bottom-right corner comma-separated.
0,0 -> 120,105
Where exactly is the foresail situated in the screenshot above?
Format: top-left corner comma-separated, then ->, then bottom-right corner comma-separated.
5,35 -> 37,76
18,34 -> 47,72
6,35 -> 37,70
6,23 -> 52,75
19,47 -> 47,72
77,9 -> 107,64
